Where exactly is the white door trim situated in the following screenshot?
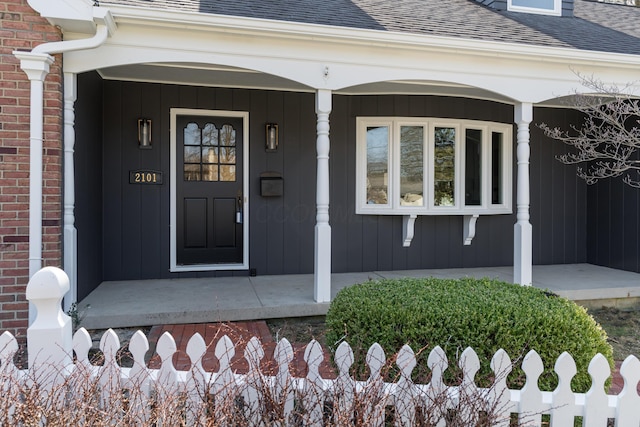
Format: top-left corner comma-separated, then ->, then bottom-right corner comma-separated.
169,108 -> 249,272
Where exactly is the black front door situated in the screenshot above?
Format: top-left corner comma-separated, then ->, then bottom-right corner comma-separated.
176,115 -> 243,265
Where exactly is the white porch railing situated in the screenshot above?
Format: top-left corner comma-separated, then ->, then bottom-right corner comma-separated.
1,266 -> 639,426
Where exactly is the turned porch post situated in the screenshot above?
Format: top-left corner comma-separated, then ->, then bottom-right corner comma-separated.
63,72 -> 78,312
514,103 -> 533,286
314,89 -> 332,302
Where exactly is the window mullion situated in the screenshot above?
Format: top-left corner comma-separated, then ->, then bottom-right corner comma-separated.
482,126 -> 489,209
422,123 -> 429,212
454,124 -> 462,210
391,121 -> 399,210
427,122 -> 435,210
477,125 -> 488,209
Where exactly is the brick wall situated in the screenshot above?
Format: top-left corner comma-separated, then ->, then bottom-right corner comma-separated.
0,0 -> 63,336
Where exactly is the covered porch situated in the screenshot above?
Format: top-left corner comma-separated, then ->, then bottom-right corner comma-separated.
16,1 -> 640,331
78,263 -> 640,330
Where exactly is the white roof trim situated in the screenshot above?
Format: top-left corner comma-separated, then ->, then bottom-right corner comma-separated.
57,3 -> 640,104
28,0 -> 97,33
102,4 -> 640,69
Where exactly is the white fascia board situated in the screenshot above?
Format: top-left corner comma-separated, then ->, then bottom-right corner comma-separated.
105,4 -> 640,71
28,0 -> 97,34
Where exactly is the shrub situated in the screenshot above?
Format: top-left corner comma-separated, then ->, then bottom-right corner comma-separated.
325,277 -> 613,393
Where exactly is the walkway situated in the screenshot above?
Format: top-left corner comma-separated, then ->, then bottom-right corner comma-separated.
79,263 -> 640,330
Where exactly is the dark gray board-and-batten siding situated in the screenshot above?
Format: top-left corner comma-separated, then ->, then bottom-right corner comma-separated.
74,72 -> 592,300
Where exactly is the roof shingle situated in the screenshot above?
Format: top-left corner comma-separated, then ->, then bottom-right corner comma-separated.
100,0 -> 640,55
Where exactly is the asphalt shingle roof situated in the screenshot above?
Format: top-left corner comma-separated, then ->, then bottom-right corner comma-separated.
100,0 -> 640,55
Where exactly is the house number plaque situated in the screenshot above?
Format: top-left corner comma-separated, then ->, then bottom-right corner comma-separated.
129,170 -> 163,185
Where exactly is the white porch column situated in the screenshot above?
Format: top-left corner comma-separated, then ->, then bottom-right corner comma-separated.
63,73 -> 78,312
514,103 -> 533,286
314,89 -> 332,302
14,51 -> 53,324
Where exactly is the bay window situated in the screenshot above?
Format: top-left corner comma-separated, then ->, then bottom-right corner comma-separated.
356,117 -> 512,216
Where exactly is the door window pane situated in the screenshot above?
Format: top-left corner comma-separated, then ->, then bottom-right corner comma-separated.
202,147 -> 218,163
219,147 -> 236,164
202,123 -> 218,146
492,132 -> 503,204
434,127 -> 456,207
220,165 -> 236,182
184,146 -> 201,163
184,123 -> 201,145
465,129 -> 482,206
220,124 -> 236,146
184,164 -> 200,181
183,122 -> 237,182
366,126 -> 389,205
400,126 -> 424,206
202,165 -> 219,182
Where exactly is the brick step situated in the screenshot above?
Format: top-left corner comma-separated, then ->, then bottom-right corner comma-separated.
147,321 -> 336,379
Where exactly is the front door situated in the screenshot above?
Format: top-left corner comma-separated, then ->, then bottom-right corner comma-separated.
176,115 -> 244,265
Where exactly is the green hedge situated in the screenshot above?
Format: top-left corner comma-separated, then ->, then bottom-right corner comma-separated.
325,277 -> 613,392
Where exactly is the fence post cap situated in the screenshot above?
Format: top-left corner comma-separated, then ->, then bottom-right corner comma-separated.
26,266 -> 70,300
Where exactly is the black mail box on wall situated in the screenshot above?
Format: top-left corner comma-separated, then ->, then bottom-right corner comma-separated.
260,171 -> 283,197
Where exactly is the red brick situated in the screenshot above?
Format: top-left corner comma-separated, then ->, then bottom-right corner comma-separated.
16,31 -> 44,41
3,235 -> 27,243
3,268 -> 29,276
2,302 -> 28,312
3,88 -> 29,98
3,171 -> 27,179
0,198 -> 17,206
3,220 -> 28,228
0,293 -> 16,302
2,38 -> 32,49
1,285 -> 26,294
1,319 -> 28,329
0,130 -> 18,139
0,312 -> 16,320
2,187 -> 28,195
2,105 -> 29,115
0,115 -> 18,124
0,96 -> 17,105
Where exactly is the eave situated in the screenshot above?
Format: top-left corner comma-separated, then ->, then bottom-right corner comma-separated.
104,4 -> 640,71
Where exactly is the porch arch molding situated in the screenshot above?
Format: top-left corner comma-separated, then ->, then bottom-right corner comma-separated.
60,43 -> 615,105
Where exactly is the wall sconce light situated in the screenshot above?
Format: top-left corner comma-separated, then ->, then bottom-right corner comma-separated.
138,118 -> 152,149
265,123 -> 279,152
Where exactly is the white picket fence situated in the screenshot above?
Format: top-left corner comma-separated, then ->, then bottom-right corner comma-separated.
2,266 -> 640,426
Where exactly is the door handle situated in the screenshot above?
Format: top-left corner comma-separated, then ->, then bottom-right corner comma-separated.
236,190 -> 243,224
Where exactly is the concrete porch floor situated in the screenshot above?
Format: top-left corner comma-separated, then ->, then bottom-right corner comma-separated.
78,263 -> 640,330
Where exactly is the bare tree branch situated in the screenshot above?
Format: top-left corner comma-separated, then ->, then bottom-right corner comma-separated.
538,74 -> 640,187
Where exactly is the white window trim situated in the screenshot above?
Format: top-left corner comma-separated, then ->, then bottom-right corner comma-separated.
356,117 -> 512,216
507,0 -> 562,16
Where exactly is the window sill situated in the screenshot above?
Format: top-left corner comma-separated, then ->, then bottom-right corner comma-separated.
356,208 -> 512,247
356,206 -> 512,216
